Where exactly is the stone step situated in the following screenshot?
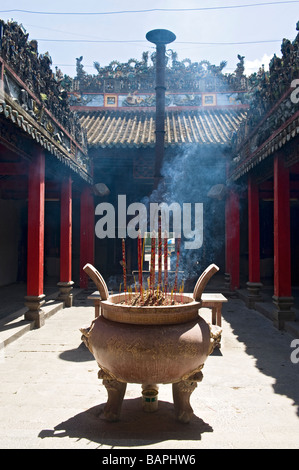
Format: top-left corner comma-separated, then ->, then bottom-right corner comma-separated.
0,288 -> 83,350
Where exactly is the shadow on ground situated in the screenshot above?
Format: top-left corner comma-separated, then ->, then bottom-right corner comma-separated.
59,341 -> 94,362
38,398 -> 213,447
222,298 -> 299,416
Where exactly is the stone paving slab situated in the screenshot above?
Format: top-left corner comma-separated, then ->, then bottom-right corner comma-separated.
0,296 -> 299,449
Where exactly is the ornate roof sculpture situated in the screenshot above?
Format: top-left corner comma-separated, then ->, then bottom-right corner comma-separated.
73,51 -> 248,94
230,21 -> 299,182
71,51 -> 249,148
0,19 -> 91,182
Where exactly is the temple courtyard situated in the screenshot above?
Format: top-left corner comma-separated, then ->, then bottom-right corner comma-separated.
0,288 -> 299,450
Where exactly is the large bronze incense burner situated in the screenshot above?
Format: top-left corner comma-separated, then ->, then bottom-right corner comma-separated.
81,252 -> 222,423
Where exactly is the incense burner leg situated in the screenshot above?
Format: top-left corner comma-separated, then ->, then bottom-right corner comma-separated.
102,378 -> 127,422
142,383 -> 159,393
141,383 -> 159,412
172,371 -> 203,423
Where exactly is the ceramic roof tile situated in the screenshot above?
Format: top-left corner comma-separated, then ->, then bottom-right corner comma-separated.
79,109 -> 247,148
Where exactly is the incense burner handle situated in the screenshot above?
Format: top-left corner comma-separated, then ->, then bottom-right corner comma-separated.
193,264 -> 219,301
83,263 -> 109,300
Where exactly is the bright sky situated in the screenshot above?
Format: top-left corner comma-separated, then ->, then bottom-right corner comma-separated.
1,0 -> 299,78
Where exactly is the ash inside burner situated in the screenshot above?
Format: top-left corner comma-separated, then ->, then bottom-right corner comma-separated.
118,291 -> 183,306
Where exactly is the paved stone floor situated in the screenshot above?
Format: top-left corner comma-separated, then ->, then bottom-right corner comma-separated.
0,294 -> 299,449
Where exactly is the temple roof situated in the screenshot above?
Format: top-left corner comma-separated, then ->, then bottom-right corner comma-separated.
79,108 -> 247,148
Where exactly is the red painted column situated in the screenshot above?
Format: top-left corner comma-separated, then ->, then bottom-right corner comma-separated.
225,188 -> 240,290
80,186 -> 95,288
272,153 -> 294,328
225,192 -> 232,289
58,175 -> 74,306
25,149 -> 46,327
248,175 -> 260,282
246,174 -> 262,304
230,190 -> 240,290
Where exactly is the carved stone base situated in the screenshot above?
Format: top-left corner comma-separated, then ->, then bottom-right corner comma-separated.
224,272 -> 231,290
272,295 -> 295,330
57,281 -> 74,307
24,294 -> 46,328
246,281 -> 263,308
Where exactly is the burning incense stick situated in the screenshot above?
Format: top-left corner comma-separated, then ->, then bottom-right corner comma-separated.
150,231 -> 156,291
173,236 -> 181,293
134,275 -> 138,294
138,230 -> 143,297
122,238 -> 127,293
141,235 -> 145,271
158,215 -> 162,288
164,230 -> 168,294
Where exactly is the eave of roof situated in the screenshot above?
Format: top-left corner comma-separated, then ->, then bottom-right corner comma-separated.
0,96 -> 92,184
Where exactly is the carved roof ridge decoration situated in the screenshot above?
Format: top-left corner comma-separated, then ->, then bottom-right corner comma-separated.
78,108 -> 247,149
73,51 -> 248,94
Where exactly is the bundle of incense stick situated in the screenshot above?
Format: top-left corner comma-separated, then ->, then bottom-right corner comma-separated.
120,232 -> 184,306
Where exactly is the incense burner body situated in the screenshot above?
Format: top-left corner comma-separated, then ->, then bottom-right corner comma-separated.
84,293 -> 212,384
81,292 -> 220,422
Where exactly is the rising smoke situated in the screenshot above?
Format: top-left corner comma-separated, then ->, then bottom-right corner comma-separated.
142,143 -> 227,284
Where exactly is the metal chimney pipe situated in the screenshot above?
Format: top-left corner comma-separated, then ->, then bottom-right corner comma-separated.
146,29 -> 176,185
